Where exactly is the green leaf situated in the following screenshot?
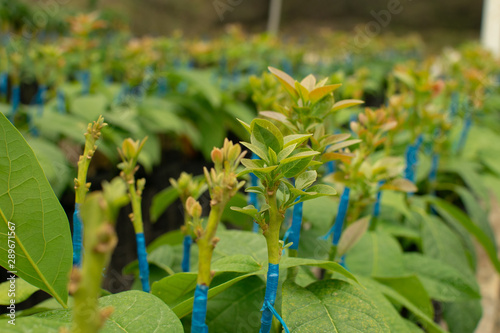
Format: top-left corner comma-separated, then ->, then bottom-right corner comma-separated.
147,229 -> 184,253
345,231 -> 406,277
236,118 -> 251,134
371,279 -> 446,333
171,272 -> 256,318
427,196 -> 500,273
280,257 -> 357,283
280,150 -> 320,165
294,184 -> 337,205
337,216 -> 370,257
322,133 -> 351,146
71,94 -> 108,122
150,186 -> 180,222
22,290 -> 183,332
442,300 -> 482,333
283,134 -> 313,148
375,275 -> 433,319
357,276 -> 424,333
240,141 -> 269,163
221,192 -> 252,228
206,275 -> 265,332
172,69 -> 222,107
215,230 -> 268,264
403,253 -> 480,302
277,144 -> 297,162
380,178 -> 417,193
282,279 -> 390,332
211,254 -> 262,274
251,118 -> 283,155
326,139 -> 362,152
295,170 -> 317,190
419,213 -> 473,274
331,99 -> 364,112
230,205 -> 259,219
268,66 -> 299,101
0,278 -> 39,305
0,113 -> 72,307
309,84 -> 342,104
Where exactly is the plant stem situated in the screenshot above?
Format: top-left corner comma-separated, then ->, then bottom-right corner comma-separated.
197,205 -> 222,286
264,190 -> 282,265
128,182 -> 144,233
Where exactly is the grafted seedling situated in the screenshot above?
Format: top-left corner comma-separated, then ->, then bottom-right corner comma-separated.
118,137 -> 150,292
73,115 -> 107,267
191,139 -> 245,333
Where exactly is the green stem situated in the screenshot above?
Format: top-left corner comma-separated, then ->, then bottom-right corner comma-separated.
264,190 -> 283,265
128,182 -> 144,234
324,245 -> 338,280
72,194 -> 116,333
197,205 -> 223,286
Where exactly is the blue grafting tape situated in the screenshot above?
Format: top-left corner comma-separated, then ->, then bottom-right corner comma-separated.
264,301 -> 290,333
182,235 -> 192,272
157,77 -> 169,96
260,263 -> 280,333
339,255 -> 347,269
37,85 -> 47,116
287,201 -> 303,250
373,180 -> 385,218
191,284 -> 209,333
455,114 -> 472,154
332,187 -> 350,246
72,203 -> 83,267
136,233 -> 150,293
11,85 -> 20,115
326,160 -> 335,175
57,89 -> 66,113
429,153 -> 440,182
0,72 -> 8,96
79,70 -> 90,95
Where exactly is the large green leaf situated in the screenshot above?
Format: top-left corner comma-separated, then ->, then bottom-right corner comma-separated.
0,113 -> 72,307
357,277 -> 423,333
0,278 -> 39,305
282,279 -> 390,332
403,253 -> 480,302
375,275 -> 433,319
345,231 -> 406,277
371,279 -> 447,333
427,196 -> 500,273
214,230 -> 268,264
442,300 -> 482,333
279,257 -> 357,283
71,94 -> 108,121
419,213 -> 472,275
0,290 -> 183,332
149,186 -> 180,222
206,275 -> 265,332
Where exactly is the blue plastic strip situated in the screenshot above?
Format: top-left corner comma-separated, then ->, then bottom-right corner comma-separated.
191,284 -> 209,333
72,203 -> 83,267
326,160 -> 335,175
287,201 -> 303,250
404,135 -> 423,183
260,263 -> 283,333
11,84 -> 20,115
37,85 -> 47,116
429,153 -> 440,182
182,235 -> 192,272
0,72 -> 8,97
449,92 -> 459,119
136,233 -> 150,293
79,70 -> 90,95
454,115 -> 472,154
332,187 -> 350,245
320,187 -> 351,243
373,180 -> 385,218
157,77 -> 169,96
57,89 -> 66,113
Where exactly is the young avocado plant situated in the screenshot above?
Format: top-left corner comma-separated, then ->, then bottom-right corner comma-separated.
169,173 -> 207,272
118,137 -> 150,292
191,139 -> 246,333
253,67 -> 363,269
232,116 -> 338,333
73,115 -> 107,267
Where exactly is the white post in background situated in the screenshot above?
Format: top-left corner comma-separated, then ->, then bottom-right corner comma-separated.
481,0 -> 500,57
267,0 -> 282,35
